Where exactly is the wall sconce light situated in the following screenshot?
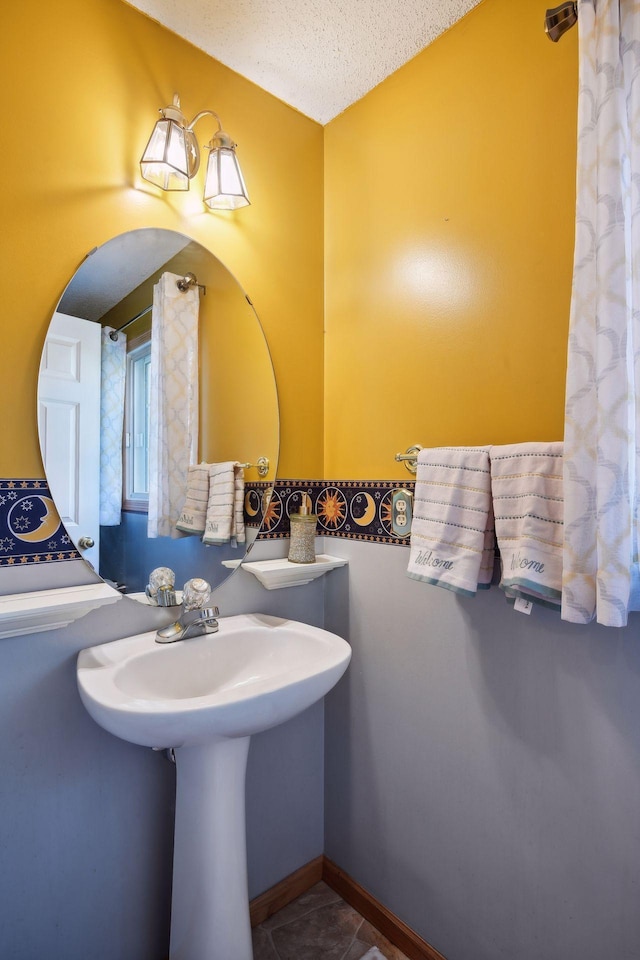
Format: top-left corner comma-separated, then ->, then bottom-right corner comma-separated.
140,94 -> 250,210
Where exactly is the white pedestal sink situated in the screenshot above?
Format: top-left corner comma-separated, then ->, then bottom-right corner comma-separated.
76,613 -> 351,960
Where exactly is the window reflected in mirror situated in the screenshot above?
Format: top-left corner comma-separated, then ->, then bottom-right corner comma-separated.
124,336 -> 151,513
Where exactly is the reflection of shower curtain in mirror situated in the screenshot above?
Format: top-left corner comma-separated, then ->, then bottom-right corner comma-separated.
100,327 -> 127,526
148,272 -> 199,538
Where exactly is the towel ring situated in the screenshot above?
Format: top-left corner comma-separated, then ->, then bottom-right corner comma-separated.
394,445 -> 423,475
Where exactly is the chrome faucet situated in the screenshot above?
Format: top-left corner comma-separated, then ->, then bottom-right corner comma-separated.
155,605 -> 220,643
155,577 -> 219,643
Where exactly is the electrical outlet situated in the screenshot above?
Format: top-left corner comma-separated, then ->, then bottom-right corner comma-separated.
392,489 -> 413,537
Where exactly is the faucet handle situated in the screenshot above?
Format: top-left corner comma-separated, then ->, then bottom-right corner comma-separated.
146,567 -> 176,605
183,578 -> 212,610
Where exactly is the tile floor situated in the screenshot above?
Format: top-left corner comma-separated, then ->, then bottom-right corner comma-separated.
252,881 -> 410,960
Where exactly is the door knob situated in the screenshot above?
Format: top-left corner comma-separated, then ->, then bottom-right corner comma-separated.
78,536 -> 95,550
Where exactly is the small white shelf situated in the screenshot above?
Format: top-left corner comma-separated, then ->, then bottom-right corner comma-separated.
0,583 -> 121,639
236,554 -> 348,590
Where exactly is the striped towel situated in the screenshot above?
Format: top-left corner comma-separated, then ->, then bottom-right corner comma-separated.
490,442 -> 563,608
202,462 -> 246,546
407,447 -> 495,596
175,464 -> 209,535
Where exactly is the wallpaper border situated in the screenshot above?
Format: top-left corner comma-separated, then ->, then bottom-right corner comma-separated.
247,479 -> 412,546
0,480 -> 81,567
0,478 -> 413,567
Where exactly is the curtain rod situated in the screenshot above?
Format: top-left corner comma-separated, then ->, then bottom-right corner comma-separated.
108,272 -> 206,342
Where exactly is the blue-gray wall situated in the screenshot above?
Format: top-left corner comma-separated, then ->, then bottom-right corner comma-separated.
324,538 -> 640,960
0,540 -> 325,960
5,532 -> 640,960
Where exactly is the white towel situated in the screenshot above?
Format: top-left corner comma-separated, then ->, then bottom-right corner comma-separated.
175,464 -> 209,535
202,462 -> 245,546
407,447 -> 494,596
490,442 -> 563,608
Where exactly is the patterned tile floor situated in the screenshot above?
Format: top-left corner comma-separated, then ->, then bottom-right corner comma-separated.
252,882 -> 410,960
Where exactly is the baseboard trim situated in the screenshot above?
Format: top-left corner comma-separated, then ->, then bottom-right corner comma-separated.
250,855 -> 445,960
322,857 -> 447,960
249,855 -> 324,927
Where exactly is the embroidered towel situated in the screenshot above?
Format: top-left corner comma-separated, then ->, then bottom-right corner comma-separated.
407,447 -> 494,596
490,442 -> 563,607
175,463 -> 209,535
202,462 -> 246,546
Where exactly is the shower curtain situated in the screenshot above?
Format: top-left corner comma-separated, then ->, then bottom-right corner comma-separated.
147,272 -> 199,538
563,0 -> 640,627
99,327 -> 127,526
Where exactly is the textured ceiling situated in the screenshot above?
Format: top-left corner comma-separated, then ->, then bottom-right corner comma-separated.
124,0 -> 484,124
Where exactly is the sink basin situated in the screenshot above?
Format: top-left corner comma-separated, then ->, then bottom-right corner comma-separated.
76,613 -> 351,960
77,613 -> 351,748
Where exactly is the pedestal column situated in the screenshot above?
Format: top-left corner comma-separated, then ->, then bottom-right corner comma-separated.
169,736 -> 253,960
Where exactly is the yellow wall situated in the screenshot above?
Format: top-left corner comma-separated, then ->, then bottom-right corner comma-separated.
4,0 -> 579,487
324,0 -> 578,478
2,0 -> 324,479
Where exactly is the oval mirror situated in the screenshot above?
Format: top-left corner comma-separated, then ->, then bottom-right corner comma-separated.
37,228 -> 278,600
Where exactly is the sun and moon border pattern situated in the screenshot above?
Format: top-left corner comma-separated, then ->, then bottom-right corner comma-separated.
0,478 -> 412,567
0,480 -> 81,567
244,479 -> 413,545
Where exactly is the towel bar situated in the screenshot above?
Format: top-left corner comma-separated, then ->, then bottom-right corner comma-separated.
395,445 -> 423,474
239,457 -> 270,478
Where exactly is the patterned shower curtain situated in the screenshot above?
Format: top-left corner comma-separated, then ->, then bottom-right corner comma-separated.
147,272 -> 199,538
563,0 -> 640,627
99,327 -> 127,526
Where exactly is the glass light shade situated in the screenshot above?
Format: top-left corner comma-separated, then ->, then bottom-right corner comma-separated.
203,146 -> 250,210
140,118 -> 191,191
